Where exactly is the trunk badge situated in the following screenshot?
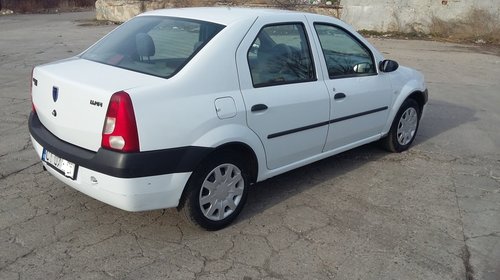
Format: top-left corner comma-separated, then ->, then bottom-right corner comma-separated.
52,87 -> 59,102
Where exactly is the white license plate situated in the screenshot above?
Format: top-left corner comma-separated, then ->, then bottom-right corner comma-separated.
42,149 -> 77,180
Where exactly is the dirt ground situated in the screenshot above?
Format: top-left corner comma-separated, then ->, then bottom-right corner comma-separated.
0,12 -> 499,280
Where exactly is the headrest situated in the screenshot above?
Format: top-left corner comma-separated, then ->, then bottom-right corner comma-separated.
136,33 -> 155,57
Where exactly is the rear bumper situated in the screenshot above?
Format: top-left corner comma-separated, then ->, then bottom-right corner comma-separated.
28,112 -> 213,211
31,135 -> 192,211
29,112 -> 213,178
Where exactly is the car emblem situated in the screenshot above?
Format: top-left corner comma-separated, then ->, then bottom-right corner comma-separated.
52,86 -> 59,102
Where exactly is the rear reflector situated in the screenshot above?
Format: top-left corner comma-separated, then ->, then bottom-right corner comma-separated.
101,91 -> 139,152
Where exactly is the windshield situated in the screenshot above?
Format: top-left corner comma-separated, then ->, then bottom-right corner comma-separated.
81,16 -> 224,78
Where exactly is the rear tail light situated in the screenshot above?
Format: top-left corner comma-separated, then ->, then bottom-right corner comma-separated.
101,91 -> 140,152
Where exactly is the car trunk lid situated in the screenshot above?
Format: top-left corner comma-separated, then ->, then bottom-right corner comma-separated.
32,58 -> 162,152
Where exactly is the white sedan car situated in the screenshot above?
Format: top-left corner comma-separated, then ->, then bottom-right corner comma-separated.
29,7 -> 427,230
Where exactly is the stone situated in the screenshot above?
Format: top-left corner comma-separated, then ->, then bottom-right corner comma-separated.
95,0 -> 175,22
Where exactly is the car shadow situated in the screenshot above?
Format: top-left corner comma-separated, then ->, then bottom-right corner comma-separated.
236,98 -> 477,224
413,98 -> 478,145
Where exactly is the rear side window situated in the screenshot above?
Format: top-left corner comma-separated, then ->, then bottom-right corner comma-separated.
82,16 -> 224,78
248,23 -> 316,87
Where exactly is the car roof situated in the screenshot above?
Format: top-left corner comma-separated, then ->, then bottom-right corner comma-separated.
140,7 -> 307,25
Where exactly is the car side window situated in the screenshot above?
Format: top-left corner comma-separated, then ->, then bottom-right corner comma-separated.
248,23 -> 316,87
314,23 -> 376,79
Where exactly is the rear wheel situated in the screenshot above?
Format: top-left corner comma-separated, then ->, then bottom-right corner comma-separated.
180,151 -> 248,230
382,99 -> 420,152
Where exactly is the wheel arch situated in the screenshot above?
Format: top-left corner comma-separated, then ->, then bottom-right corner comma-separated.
382,85 -> 427,136
177,140 -> 259,211
407,89 -> 428,118
212,142 -> 259,184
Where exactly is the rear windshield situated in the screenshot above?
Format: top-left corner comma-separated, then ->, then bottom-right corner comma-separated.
81,16 -> 224,78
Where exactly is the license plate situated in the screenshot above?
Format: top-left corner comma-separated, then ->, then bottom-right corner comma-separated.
42,149 -> 78,180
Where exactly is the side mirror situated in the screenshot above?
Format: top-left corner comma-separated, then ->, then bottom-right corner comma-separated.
379,59 -> 399,72
353,62 -> 372,74
249,43 -> 260,54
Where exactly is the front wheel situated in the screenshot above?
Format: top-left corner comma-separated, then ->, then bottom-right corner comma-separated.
180,151 -> 249,230
382,99 -> 421,152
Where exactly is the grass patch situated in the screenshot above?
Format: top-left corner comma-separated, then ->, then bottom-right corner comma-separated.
75,18 -> 119,27
359,30 -> 429,40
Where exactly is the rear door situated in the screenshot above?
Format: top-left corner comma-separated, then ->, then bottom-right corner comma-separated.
236,15 -> 330,170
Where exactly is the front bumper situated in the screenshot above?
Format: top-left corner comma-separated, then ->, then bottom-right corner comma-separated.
421,88 -> 429,120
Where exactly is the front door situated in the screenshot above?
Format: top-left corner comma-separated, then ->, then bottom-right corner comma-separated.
313,23 -> 393,151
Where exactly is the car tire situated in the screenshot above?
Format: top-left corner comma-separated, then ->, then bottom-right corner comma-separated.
382,98 -> 420,153
180,151 -> 249,230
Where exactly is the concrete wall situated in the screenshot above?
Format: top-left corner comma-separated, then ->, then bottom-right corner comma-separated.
341,0 -> 500,33
96,0 -> 174,22
95,0 -> 500,33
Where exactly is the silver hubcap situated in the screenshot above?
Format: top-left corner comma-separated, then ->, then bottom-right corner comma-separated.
199,163 -> 244,221
397,107 -> 418,146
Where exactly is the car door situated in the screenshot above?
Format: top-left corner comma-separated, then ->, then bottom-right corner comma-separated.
312,23 -> 393,151
236,16 -> 330,170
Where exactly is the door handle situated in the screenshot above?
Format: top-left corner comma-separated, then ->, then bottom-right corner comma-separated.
251,104 -> 268,112
334,92 -> 346,100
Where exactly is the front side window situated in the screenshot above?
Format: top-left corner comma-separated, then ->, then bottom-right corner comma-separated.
82,16 -> 224,78
314,24 -> 376,78
248,23 -> 316,87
